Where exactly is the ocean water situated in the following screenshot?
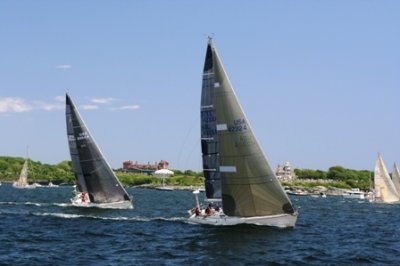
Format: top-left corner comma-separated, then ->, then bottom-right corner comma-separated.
0,183 -> 399,265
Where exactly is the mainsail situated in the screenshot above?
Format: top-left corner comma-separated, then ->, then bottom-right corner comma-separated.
374,154 -> 399,203
201,41 -> 221,200
16,160 -> 29,186
391,163 -> 400,195
66,93 -> 130,204
206,39 -> 295,217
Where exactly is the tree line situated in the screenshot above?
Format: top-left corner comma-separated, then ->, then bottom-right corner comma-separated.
0,156 -> 376,189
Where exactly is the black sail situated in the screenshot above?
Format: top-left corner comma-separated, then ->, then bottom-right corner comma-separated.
205,40 -> 295,217
66,93 -> 130,203
201,39 -> 221,200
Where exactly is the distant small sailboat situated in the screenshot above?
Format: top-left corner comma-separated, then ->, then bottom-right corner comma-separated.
66,93 -> 132,209
392,163 -> 400,194
189,38 -> 297,227
370,154 -> 399,203
47,181 -> 59,188
13,159 -> 36,189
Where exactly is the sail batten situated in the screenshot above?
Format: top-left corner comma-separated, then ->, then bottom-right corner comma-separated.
206,39 -> 295,217
66,93 -> 131,204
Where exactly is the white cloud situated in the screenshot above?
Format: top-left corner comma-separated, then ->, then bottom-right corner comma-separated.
33,101 -> 64,111
57,64 -> 72,69
0,98 -> 32,113
55,95 -> 65,102
109,105 -> 141,111
90,97 -> 115,104
80,105 -> 99,110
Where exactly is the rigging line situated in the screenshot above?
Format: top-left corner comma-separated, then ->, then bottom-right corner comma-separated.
176,115 -> 199,170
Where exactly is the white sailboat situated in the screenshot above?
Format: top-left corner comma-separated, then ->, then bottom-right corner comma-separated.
66,93 -> 132,209
392,163 -> 400,195
13,159 -> 36,189
189,38 -> 297,227
371,154 -> 399,203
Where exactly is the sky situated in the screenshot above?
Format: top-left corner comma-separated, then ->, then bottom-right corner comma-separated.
0,1 -> 399,171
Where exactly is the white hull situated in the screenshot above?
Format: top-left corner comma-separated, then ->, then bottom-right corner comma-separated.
12,183 -> 36,189
155,186 -> 174,191
71,199 -> 133,209
189,212 -> 297,228
343,194 -> 365,200
70,193 -> 132,209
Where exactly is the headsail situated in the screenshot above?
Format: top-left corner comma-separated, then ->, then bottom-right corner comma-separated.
207,39 -> 295,217
66,93 -> 130,204
201,38 -> 221,200
374,154 -> 399,203
392,163 -> 400,195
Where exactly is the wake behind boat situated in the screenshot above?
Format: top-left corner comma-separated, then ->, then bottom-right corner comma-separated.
189,38 -> 297,228
66,93 -> 132,209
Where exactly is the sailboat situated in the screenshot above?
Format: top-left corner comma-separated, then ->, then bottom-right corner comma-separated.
371,154 -> 399,203
189,38 -> 297,227
13,159 -> 36,189
66,93 -> 132,209
392,163 -> 400,194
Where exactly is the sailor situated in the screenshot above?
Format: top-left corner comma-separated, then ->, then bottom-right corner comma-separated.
195,207 -> 200,216
81,192 -> 86,202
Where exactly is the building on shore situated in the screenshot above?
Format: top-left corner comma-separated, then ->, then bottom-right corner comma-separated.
276,161 -> 297,181
123,160 -> 169,174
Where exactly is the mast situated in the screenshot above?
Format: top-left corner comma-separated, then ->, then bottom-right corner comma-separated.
200,37 -> 221,200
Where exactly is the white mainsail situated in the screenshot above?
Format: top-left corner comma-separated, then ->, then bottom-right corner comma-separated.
17,160 -> 29,186
374,154 -> 399,203
13,159 -> 35,189
392,163 -> 400,194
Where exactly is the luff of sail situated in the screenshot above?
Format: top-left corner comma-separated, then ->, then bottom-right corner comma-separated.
66,93 -> 131,204
374,154 -> 399,203
392,163 -> 400,195
201,40 -> 221,200
208,39 -> 295,217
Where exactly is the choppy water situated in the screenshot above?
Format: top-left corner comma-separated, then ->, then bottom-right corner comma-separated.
0,183 -> 399,265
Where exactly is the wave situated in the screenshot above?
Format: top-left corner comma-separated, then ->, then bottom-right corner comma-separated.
30,212 -> 187,222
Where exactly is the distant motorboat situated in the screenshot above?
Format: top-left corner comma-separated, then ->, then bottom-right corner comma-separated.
343,188 -> 365,200
286,190 -> 309,196
155,186 -> 174,191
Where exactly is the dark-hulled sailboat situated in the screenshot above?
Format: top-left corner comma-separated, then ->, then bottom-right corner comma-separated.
189,39 -> 297,227
66,93 -> 132,209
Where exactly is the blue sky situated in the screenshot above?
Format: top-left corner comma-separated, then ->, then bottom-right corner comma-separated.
1,1 -> 399,171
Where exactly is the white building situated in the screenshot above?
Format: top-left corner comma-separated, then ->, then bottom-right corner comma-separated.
276,162 -> 297,181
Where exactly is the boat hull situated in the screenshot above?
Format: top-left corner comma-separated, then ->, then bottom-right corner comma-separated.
71,199 -> 133,209
12,183 -> 36,189
189,212 -> 297,228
